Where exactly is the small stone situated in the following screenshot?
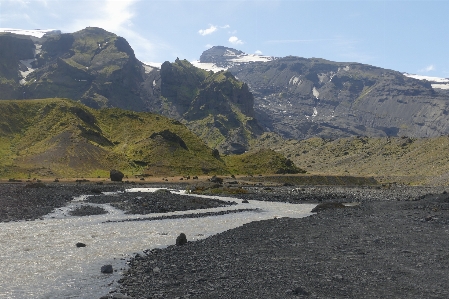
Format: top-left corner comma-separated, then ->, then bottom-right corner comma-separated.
242,199 -> 249,203
76,242 -> 86,247
292,286 -> 309,296
101,264 -> 113,274
176,233 -> 187,246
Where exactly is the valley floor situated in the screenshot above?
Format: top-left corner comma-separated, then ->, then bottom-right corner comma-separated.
1,181 -> 449,298
111,184 -> 449,299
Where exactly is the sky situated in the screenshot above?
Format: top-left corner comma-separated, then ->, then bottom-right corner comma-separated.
1,0 -> 448,78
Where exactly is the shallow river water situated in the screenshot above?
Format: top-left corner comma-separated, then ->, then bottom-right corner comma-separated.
0,188 -> 316,298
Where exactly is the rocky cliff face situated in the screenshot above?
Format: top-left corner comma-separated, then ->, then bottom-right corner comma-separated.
230,56 -> 449,139
25,27 -> 147,110
198,47 -> 449,139
0,33 -> 36,99
0,27 -> 149,111
157,59 -> 262,154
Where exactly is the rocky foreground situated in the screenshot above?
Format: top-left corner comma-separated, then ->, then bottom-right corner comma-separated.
109,185 -> 449,299
1,182 -> 449,298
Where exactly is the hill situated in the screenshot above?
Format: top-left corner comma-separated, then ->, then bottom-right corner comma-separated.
252,133 -> 449,185
0,98 -> 226,178
0,98 -> 298,179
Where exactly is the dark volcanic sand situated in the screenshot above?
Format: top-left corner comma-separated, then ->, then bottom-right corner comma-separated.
2,182 -> 449,298
109,186 -> 449,299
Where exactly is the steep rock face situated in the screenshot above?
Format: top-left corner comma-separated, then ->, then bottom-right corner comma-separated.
2,27 -> 148,111
201,48 -> 449,139
0,33 -> 36,99
159,59 -> 262,154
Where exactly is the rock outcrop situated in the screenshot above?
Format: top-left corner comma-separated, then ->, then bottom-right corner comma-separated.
157,59 -> 263,154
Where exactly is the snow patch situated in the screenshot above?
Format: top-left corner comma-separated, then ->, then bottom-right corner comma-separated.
191,61 -> 226,72
0,28 -> 60,38
289,76 -> 301,85
432,84 -> 449,90
312,87 -> 320,99
403,73 -> 449,83
229,54 -> 273,64
143,62 -> 162,69
403,73 -> 449,90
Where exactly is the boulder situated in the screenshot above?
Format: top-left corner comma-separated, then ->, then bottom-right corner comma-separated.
110,169 -> 124,182
176,233 -> 187,246
101,264 -> 113,274
209,175 -> 223,184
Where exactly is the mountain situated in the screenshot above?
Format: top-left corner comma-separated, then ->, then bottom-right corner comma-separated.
0,28 -> 261,154
197,46 -> 449,140
156,58 -> 262,154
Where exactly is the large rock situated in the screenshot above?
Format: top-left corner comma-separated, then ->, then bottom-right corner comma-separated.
176,233 -> 187,246
101,264 -> 113,274
110,169 -> 124,182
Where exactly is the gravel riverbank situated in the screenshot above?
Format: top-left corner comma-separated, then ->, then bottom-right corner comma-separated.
2,182 -> 449,298
108,185 -> 449,299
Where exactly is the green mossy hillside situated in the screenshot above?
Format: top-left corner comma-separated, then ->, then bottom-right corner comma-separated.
21,27 -> 146,111
223,148 -> 305,175
252,132 -> 449,185
0,98 -> 226,178
0,99 -> 299,179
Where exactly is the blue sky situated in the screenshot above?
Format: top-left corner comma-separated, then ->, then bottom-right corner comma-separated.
1,0 -> 448,77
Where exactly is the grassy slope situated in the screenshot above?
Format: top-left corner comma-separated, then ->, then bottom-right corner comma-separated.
0,98 -> 226,178
223,148 -> 304,175
0,99 -> 300,179
252,133 -> 449,185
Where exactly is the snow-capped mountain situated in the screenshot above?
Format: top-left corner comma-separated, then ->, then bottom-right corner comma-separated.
192,46 -> 275,72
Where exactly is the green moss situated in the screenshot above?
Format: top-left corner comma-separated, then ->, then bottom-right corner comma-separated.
224,149 -> 304,175
0,98 -> 228,178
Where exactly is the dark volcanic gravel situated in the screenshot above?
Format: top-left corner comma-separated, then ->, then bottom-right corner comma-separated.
3,182 -> 449,298
109,186 -> 449,299
69,205 -> 108,216
0,183 -> 122,222
86,190 -> 237,214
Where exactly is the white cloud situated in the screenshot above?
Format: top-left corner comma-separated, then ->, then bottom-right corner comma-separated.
221,25 -> 230,29
229,36 -> 243,45
205,44 -> 213,48
198,25 -> 217,36
68,0 -> 138,32
63,0 -> 157,61
255,50 -> 263,55
419,64 -> 435,72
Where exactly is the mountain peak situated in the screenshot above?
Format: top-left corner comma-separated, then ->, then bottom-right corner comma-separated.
194,46 -> 275,72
